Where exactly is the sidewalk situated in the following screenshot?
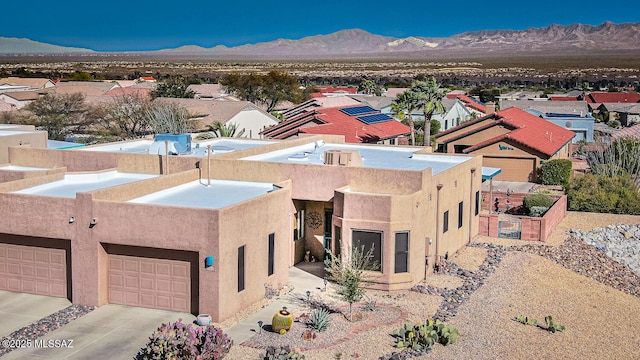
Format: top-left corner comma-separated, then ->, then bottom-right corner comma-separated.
225,264 -> 327,344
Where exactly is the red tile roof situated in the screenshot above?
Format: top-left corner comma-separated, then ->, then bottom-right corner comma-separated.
584,92 -> 640,104
464,107 -> 574,157
456,94 -> 487,113
261,106 -> 410,143
436,107 -> 574,158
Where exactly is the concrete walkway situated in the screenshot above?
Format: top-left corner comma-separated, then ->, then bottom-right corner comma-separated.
225,264 -> 327,344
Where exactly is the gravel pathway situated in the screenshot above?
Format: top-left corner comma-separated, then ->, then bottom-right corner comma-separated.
0,304 -> 95,357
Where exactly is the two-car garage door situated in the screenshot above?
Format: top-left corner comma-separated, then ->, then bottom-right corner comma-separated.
108,254 -> 191,313
0,243 -> 68,298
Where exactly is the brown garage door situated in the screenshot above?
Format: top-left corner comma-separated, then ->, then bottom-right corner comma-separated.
484,157 -> 537,182
108,254 -> 190,312
0,243 -> 67,298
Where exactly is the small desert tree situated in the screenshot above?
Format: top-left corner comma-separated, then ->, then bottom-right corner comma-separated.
145,100 -> 194,134
324,245 -> 378,322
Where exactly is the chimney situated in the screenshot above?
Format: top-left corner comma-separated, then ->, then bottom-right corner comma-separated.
485,102 -> 496,115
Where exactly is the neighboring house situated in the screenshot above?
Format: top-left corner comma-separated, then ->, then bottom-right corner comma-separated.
432,99 -> 474,132
596,103 -> 640,126
582,91 -> 640,104
456,94 -> 494,117
0,77 -> 55,90
498,90 -> 544,101
0,91 -> 40,109
524,109 -> 595,143
163,99 -> 279,139
187,84 -> 239,101
435,107 -> 575,181
261,105 -> 410,144
501,99 -> 589,116
313,86 -> 357,97
280,97 -> 362,120
54,81 -> 120,96
445,90 -> 467,99
0,85 -> 30,93
593,123 -> 618,144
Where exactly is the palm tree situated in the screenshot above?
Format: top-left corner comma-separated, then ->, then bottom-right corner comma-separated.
207,122 -> 246,138
391,91 -> 420,146
410,77 -> 447,147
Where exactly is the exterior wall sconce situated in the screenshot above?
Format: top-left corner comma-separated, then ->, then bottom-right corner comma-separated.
258,320 -> 263,334
306,290 -> 311,302
89,218 -> 98,228
69,217 -> 75,224
323,277 -> 328,292
205,256 -> 215,271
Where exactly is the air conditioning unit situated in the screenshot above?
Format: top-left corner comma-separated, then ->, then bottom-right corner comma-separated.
323,150 -> 362,166
153,133 -> 192,155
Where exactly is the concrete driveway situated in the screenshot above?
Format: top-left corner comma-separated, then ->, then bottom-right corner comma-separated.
0,291 -> 71,338
1,304 -> 195,360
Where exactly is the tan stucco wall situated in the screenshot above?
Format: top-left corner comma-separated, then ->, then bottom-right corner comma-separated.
1,131 -> 47,164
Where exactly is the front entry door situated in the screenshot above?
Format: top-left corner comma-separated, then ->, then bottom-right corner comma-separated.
324,209 -> 332,259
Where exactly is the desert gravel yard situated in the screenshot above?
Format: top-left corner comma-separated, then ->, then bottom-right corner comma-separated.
226,211 -> 640,359
429,252 -> 640,360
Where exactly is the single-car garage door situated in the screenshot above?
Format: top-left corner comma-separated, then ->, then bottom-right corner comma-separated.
108,254 -> 190,312
0,243 -> 67,298
484,157 -> 537,182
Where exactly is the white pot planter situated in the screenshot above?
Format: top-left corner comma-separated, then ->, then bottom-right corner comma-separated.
197,314 -> 212,326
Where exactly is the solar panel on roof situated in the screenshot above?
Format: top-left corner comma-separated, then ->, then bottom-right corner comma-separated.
357,113 -> 394,124
340,106 -> 377,116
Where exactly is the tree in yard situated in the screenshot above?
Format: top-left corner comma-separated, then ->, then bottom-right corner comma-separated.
220,71 -> 303,112
358,78 -> 383,96
145,100 -> 196,134
23,93 -> 92,140
324,245 -> 378,322
410,77 -> 447,147
206,122 -> 246,138
150,76 -> 196,99
101,93 -> 151,140
391,90 -> 420,146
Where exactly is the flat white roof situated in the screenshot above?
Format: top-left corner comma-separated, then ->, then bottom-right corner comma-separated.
241,142 -> 473,174
128,179 -> 278,209
12,171 -> 158,198
0,165 -> 49,171
78,138 -> 274,157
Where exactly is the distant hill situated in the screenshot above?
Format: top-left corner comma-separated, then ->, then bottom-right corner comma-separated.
0,37 -> 93,53
2,21 -> 639,57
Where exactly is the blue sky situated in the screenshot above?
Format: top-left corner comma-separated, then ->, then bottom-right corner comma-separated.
4,0 -> 640,51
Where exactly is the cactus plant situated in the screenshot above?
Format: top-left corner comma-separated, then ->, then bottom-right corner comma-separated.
391,319 -> 459,351
306,308 -> 331,332
262,345 -> 305,359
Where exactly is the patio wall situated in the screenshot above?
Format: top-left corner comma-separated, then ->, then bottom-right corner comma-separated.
479,194 -> 567,242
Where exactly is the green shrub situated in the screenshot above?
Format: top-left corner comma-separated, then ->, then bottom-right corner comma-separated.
140,319 -> 232,359
306,308 -> 331,332
541,159 -> 572,186
523,193 -> 554,212
567,173 -> 640,214
528,206 -> 549,217
195,132 -> 216,140
262,346 -> 305,359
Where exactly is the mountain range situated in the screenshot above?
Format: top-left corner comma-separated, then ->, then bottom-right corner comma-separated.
2,21 -> 640,58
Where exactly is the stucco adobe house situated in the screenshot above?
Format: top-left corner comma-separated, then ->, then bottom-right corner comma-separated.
0,130 -> 483,323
